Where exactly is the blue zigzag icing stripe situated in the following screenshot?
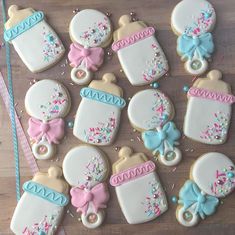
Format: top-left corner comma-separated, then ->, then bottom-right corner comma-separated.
80,87 -> 126,108
4,11 -> 44,42
23,181 -> 69,207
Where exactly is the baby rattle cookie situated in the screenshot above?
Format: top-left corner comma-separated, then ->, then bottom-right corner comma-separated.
112,15 -> 169,86
171,0 -> 216,75
68,9 -> 112,85
110,146 -> 168,224
11,166 -> 69,234
128,89 -> 182,166
73,73 -> 126,145
25,79 -> 71,160
176,152 -> 235,227
63,145 -> 110,229
4,5 -> 65,73
184,70 -> 235,145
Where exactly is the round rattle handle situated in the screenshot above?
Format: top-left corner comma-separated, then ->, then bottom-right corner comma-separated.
177,206 -> 200,227
159,147 -> 182,167
81,208 -> 105,229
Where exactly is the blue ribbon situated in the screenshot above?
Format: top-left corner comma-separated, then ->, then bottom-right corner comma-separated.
142,122 -> 181,155
177,33 -> 214,60
2,0 -> 21,201
178,180 -> 219,219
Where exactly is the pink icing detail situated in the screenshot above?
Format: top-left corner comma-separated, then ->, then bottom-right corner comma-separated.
68,43 -> 104,71
70,183 -> 110,215
110,161 -> 156,186
27,117 -> 65,144
188,87 -> 235,104
112,27 -> 155,52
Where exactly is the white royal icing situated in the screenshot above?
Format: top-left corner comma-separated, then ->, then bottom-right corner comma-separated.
11,192 -> 64,235
25,79 -> 71,121
171,0 -> 216,36
184,97 -> 231,144
63,145 -> 109,189
128,89 -> 174,131
115,172 -> 168,224
69,9 -> 112,48
192,152 -> 235,197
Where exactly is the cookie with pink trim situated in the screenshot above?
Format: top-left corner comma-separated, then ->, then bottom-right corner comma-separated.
73,73 -> 126,145
112,15 -> 169,86
171,0 -> 216,75
25,79 -> 71,160
68,9 -> 112,85
63,145 -> 110,229
128,89 -> 182,167
176,152 -> 235,227
110,146 -> 168,224
184,70 -> 235,144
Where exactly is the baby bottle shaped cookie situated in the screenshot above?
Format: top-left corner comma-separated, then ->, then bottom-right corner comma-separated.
63,145 -> 110,229
128,89 -> 182,166
11,166 -> 69,234
25,79 -> 71,160
68,9 -> 112,85
171,0 -> 216,75
184,70 -> 235,144
176,152 -> 235,227
4,5 -> 65,73
110,147 -> 168,224
73,73 -> 126,145
112,15 -> 169,86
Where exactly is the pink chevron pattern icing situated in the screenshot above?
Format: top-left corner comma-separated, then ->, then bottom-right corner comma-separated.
112,27 -> 155,52
110,161 -> 156,186
188,87 -> 235,104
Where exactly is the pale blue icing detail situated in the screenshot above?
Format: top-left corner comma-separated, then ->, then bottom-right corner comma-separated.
80,87 -> 126,108
142,122 -> 181,155
4,11 -> 44,42
177,33 -> 214,60
178,180 -> 219,219
23,181 -> 69,207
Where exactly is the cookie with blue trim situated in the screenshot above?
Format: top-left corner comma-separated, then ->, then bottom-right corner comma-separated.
171,0 -> 216,75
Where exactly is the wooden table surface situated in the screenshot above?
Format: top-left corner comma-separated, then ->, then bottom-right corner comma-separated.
0,0 -> 235,234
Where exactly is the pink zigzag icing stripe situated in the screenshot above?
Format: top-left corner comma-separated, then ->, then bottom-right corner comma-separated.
112,27 -> 155,52
188,87 -> 235,104
110,161 -> 156,186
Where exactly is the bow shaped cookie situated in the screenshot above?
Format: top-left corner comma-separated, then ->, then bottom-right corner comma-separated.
27,117 -> 65,144
68,43 -> 104,71
142,122 -> 181,155
70,183 -> 110,215
177,33 -> 214,60
178,180 -> 219,219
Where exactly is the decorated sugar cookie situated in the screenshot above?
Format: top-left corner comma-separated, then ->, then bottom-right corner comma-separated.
68,9 -> 112,85
11,166 -> 69,234
73,73 -> 126,145
63,145 -> 110,229
25,79 -> 71,160
176,152 -> 235,227
171,0 -> 216,75
184,70 -> 235,145
112,15 -> 169,86
110,146 -> 168,224
128,89 -> 182,166
4,5 -> 65,73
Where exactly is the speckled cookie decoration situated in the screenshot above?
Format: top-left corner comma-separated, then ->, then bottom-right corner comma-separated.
4,5 -> 65,73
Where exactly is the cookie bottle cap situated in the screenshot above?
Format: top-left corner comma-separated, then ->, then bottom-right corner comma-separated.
5,5 -> 34,30
113,15 -> 147,42
112,146 -> 148,174
32,166 -> 69,194
89,73 -> 123,97
193,70 -> 232,94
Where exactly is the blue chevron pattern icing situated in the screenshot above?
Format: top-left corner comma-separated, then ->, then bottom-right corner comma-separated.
4,11 -> 44,42
23,181 -> 69,206
80,87 -> 126,108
